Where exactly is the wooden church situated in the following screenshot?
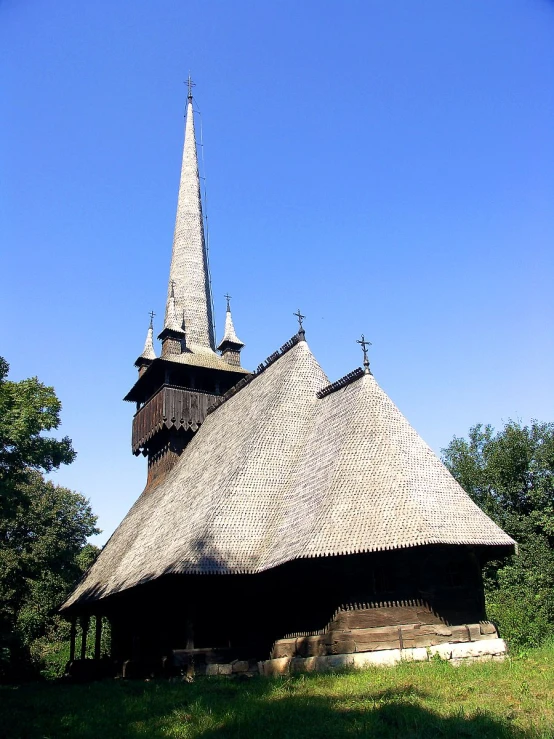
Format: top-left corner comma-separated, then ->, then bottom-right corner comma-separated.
62,86 -> 515,675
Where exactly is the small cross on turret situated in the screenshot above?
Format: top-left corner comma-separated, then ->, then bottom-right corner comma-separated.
149,310 -> 155,330
224,293 -> 232,312
293,309 -> 306,340
356,334 -> 372,374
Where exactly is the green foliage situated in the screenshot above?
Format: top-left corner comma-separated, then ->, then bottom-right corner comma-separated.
0,357 -> 99,680
29,615 -> 110,680
0,357 -> 75,479
1,646 -> 553,737
442,420 -> 554,650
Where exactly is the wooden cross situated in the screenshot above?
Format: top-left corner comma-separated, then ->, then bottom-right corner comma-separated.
148,310 -> 155,329
356,334 -> 372,372
224,293 -> 232,311
293,309 -> 305,331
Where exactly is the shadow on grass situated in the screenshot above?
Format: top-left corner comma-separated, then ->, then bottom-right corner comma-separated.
200,692 -> 532,739
0,677 -> 533,739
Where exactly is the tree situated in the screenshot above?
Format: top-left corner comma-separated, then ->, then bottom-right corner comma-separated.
0,357 -> 99,679
442,421 -> 554,649
0,357 -> 75,479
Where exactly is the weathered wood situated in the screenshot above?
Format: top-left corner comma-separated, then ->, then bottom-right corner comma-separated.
132,386 -> 219,453
480,622 -> 498,636
332,604 -> 444,631
90,545 -> 493,666
329,635 -> 358,654
271,619 -> 496,658
296,636 -> 326,657
271,639 -> 297,659
80,616 -> 89,660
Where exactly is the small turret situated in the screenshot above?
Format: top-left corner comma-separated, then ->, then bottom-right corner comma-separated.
135,313 -> 157,377
158,281 -> 186,356
217,294 -> 244,366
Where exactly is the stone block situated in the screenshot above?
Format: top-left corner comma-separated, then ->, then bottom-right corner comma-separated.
291,657 -> 318,673
325,654 -> 355,670
429,643 -> 453,660
401,648 -> 428,662
450,638 -> 506,661
205,664 -> 219,676
261,657 -> 290,676
290,654 -> 355,674
232,660 -> 249,673
352,649 -> 401,668
480,622 -> 498,636
433,625 -> 453,637
218,663 -> 232,676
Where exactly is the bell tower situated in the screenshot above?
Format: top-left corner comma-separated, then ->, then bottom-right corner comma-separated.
125,82 -> 249,489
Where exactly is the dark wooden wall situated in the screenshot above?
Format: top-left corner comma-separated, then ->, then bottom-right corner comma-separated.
75,544 -> 500,666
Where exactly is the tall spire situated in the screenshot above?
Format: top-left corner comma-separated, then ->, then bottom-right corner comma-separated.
164,82 -> 215,350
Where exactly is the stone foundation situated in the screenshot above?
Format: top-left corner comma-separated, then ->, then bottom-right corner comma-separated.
258,637 -> 507,675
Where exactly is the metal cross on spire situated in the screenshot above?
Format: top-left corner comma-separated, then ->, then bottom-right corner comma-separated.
148,310 -> 156,329
356,334 -> 372,374
186,74 -> 195,100
294,309 -> 305,330
224,293 -> 232,312
294,309 -> 306,339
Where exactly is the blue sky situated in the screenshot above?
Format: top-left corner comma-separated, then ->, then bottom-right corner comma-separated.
2,0 -> 553,544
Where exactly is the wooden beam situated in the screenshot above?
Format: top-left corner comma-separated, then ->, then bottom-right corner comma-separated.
69,618 -> 77,662
94,616 -> 102,660
80,616 -> 89,660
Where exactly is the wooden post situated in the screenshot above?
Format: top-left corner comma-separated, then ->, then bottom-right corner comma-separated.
69,618 -> 77,662
80,615 -> 89,660
185,616 -> 194,650
94,615 -> 102,660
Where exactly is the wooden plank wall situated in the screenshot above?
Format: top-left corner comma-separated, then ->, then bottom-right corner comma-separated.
132,386 -> 218,453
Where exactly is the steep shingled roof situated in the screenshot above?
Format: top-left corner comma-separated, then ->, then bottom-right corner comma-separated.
217,307 -> 244,350
63,339 -> 515,609
138,324 -> 156,362
165,96 -> 215,350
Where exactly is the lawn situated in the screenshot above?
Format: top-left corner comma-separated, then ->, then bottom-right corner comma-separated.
1,645 -> 552,739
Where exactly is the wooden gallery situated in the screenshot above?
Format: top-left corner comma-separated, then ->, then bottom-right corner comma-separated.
62,87 -> 515,676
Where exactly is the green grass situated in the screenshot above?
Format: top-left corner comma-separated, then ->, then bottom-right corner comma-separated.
1,645 -> 553,739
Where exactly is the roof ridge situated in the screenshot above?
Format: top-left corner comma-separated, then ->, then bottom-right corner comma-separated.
316,367 -> 364,399
206,334 -> 301,416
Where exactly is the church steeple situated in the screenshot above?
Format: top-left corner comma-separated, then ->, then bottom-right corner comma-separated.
125,83 -> 250,490
164,82 -> 215,351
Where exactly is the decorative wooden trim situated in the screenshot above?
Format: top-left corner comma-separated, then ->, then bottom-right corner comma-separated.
316,368 -> 365,399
